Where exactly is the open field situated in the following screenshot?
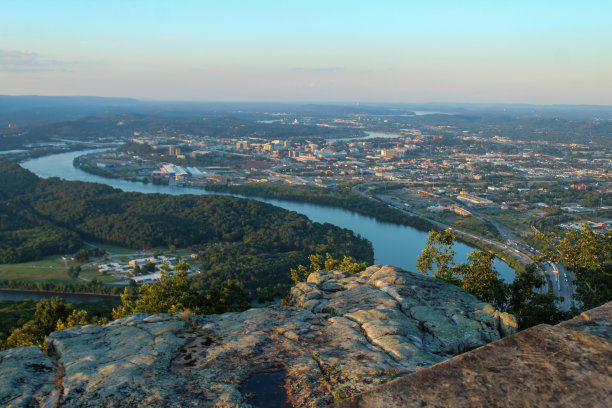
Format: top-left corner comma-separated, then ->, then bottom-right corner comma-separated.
79,266 -> 118,283
0,256 -> 78,284
0,245 -> 195,286
88,242 -> 139,255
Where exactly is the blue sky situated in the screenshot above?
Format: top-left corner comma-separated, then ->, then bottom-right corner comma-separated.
1,0 -> 611,103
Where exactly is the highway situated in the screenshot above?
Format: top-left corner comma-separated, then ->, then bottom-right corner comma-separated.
544,262 -> 577,311
352,184 -> 534,265
352,182 -> 578,310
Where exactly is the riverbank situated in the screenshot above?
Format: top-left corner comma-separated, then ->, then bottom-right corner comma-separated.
21,150 -> 517,282
73,154 -> 169,185
204,183 -> 436,232
72,151 -> 522,269
0,288 -> 121,299
0,279 -> 125,298
73,150 -> 435,232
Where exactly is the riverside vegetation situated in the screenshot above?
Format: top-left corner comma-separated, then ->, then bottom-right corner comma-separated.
1,229 -> 609,353
0,158 -> 372,295
1,157 -> 609,351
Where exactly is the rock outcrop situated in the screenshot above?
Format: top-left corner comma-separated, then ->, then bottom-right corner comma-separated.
0,265 -> 517,407
336,301 -> 612,408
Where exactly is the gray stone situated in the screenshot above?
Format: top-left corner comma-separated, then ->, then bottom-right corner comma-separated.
0,346 -> 58,408
1,265 -> 517,407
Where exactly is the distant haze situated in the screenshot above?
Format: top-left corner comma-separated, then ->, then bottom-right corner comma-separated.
1,1 -> 611,104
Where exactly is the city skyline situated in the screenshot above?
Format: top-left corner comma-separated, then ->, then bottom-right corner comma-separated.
1,0 -> 611,104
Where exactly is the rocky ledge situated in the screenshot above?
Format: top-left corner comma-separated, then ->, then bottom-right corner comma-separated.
0,265 -> 517,407
336,301 -> 612,408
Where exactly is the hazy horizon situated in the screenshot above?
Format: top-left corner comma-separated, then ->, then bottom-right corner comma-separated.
2,1 -> 611,105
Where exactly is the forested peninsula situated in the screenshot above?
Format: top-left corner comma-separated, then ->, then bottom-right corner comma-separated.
0,159 -> 372,292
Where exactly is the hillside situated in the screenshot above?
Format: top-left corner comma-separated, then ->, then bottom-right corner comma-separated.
0,159 -> 372,291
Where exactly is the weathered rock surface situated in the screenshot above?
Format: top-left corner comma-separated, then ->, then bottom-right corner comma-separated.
0,265 -> 517,407
336,301 -> 612,408
0,346 -> 58,408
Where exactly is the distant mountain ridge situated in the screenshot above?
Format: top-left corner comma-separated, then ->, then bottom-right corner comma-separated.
0,95 -> 143,127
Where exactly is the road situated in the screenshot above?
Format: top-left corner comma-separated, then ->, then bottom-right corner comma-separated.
352,184 -> 534,266
352,181 -> 580,309
544,262 -> 577,311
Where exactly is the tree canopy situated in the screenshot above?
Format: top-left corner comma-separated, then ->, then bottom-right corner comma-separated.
416,229 -> 459,285
538,229 -> 612,310
416,230 -> 568,328
290,253 -> 368,284
0,159 -> 373,293
113,260 -> 252,319
2,298 -> 107,350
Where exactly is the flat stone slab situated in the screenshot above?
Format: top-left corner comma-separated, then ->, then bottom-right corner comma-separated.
336,302 -> 612,408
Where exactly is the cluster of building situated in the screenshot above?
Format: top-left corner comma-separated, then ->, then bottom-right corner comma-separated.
78,116 -> 609,236
95,123 -> 611,193
559,221 -> 612,234
152,164 -> 209,181
97,255 -> 200,284
455,193 -> 497,208
426,204 -> 473,217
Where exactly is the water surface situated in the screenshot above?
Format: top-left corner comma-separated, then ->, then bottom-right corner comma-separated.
22,150 -> 515,282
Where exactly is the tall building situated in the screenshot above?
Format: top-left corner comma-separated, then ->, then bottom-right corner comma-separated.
169,146 -> 181,156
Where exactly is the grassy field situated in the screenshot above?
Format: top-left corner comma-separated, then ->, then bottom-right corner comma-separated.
0,256 -> 79,284
88,242 -> 139,255
79,266 -> 118,283
0,245 -> 195,285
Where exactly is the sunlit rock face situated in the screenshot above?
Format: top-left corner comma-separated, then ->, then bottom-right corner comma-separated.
0,265 -> 516,408
336,301 -> 612,408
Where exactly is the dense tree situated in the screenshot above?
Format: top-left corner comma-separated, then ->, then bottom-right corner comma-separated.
507,264 -> 569,329
112,260 -> 252,318
0,299 -> 119,349
417,230 -> 570,330
73,249 -> 89,263
290,253 -> 368,284
5,321 -> 46,349
0,159 -> 373,294
4,298 -> 71,350
324,253 -> 369,275
113,261 -> 204,318
203,280 -> 252,315
67,265 -> 81,280
538,229 -> 612,310
416,229 -> 459,285
34,298 -> 70,334
457,251 -> 506,309
56,309 -> 89,331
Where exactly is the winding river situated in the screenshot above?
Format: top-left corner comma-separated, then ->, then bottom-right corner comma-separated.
21,150 -> 515,282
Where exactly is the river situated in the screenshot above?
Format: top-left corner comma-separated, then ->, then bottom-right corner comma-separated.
21,150 -> 515,284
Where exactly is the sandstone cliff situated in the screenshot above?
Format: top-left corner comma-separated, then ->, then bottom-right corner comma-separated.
0,265 -> 518,407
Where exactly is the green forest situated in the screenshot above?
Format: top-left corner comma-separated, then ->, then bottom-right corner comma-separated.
0,159 -> 373,293
204,183 -> 435,231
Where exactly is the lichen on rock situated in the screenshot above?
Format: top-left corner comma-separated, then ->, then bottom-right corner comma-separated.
0,265 -> 516,407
